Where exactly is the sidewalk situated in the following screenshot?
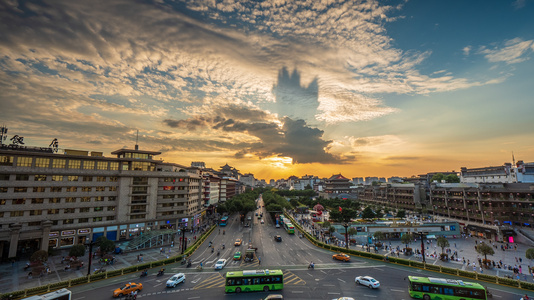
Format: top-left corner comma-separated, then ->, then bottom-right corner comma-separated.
0,229 -> 207,295
293,213 -> 534,282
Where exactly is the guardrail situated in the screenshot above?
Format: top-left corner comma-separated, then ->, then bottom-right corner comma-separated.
1,225 -> 217,300
283,212 -> 534,292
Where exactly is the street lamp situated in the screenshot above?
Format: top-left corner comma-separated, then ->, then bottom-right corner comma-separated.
419,232 -> 427,264
86,240 -> 95,276
181,227 -> 187,254
343,222 -> 349,250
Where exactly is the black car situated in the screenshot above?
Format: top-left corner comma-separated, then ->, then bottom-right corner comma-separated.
274,235 -> 282,242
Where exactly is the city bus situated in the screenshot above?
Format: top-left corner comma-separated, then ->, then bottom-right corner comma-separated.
225,269 -> 283,293
284,222 -> 295,234
22,288 -> 72,300
407,276 -> 487,300
220,216 -> 229,226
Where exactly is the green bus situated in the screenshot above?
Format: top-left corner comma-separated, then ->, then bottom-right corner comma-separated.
225,269 -> 283,293
284,222 -> 295,234
407,276 -> 487,300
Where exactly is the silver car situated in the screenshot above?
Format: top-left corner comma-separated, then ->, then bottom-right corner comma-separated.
166,273 -> 185,288
355,276 -> 380,288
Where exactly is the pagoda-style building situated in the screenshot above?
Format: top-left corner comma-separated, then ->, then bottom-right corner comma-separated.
325,174 -> 352,194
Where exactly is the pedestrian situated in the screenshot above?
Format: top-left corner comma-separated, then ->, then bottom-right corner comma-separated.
258,257 -> 261,265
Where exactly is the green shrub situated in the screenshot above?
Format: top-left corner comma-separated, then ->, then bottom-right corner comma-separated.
477,273 -> 497,283
441,266 -> 457,275
50,281 -> 69,289
70,276 -> 89,285
89,272 -> 106,281
425,264 -> 441,272
498,277 -> 519,287
107,269 -> 123,277
521,281 -> 534,291
458,270 -> 476,278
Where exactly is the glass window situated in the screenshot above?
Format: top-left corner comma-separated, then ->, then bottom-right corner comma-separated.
0,174 -> 9,180
107,216 -> 115,221
52,175 -> 63,182
48,209 -> 59,214
16,174 -> 29,181
81,197 -> 90,202
68,176 -> 79,181
107,207 -> 115,211
80,208 -> 90,213
35,158 -> 50,168
65,197 -> 76,203
64,208 -> 75,213
30,210 -> 42,216
0,155 -> 14,166
16,156 -> 32,167
96,176 -> 106,182
66,187 -> 77,192
14,187 -> 27,193
83,161 -> 94,170
94,207 -> 103,212
108,196 -> 116,201
95,196 -> 104,201
68,160 -> 81,169
96,187 -> 105,192
83,176 -> 92,182
64,219 -> 74,224
109,186 -> 117,191
11,211 -> 24,217
28,221 -> 41,226
50,187 -> 62,192
52,158 -> 66,168
49,198 -> 60,203
31,198 -> 44,204
96,161 -> 108,170
34,175 -> 47,181
82,187 -> 92,192
33,187 -> 45,192
0,187 -> 7,193
110,162 -> 119,170
79,218 -> 89,223
13,198 -> 25,204
93,217 -> 103,222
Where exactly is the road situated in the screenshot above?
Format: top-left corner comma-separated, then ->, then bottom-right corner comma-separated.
68,198 -> 527,299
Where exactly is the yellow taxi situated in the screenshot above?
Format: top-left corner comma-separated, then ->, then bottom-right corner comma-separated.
113,282 -> 143,297
234,239 -> 242,246
332,253 -> 351,262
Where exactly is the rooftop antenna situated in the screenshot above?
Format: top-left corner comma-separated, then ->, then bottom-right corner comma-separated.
135,130 -> 139,150
512,151 -> 515,166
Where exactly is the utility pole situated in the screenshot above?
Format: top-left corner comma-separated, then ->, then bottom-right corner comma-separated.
87,241 -> 95,276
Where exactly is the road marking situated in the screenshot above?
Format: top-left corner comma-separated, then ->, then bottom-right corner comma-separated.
363,294 -> 377,298
323,284 -> 335,287
327,292 -> 340,295
337,278 -> 346,283
153,283 -> 163,287
291,291 -> 304,294
391,289 -> 404,292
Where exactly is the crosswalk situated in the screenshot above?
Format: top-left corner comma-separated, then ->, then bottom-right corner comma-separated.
192,270 -> 305,290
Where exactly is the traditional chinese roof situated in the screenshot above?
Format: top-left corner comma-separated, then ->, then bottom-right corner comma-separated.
328,174 -> 348,180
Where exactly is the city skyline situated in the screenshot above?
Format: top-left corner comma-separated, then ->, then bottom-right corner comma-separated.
1,0 -> 533,180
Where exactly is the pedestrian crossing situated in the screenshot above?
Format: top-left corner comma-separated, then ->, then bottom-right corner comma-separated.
192,270 -> 305,290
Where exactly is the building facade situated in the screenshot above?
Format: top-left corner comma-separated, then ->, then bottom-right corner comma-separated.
0,145 -> 205,260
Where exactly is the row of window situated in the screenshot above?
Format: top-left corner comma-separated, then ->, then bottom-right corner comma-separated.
1,186 -> 117,193
0,212 -> 114,223
0,196 -> 116,205
2,206 -> 114,215
0,174 -> 119,182
0,155 -> 159,171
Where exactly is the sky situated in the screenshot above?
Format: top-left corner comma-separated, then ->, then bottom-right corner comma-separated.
1,0 -> 533,181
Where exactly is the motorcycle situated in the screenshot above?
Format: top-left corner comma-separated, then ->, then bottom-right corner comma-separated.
196,265 -> 203,271
211,248 -> 214,253
223,230 -> 225,235
217,251 -> 220,256
157,269 -> 165,277
140,270 -> 148,277
186,260 -> 192,268
308,263 -> 315,270
222,244 -> 225,250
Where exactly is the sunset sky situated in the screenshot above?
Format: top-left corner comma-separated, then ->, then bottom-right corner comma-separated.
1,0 -> 533,181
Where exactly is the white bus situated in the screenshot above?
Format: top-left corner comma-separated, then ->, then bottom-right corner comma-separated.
22,289 -> 71,300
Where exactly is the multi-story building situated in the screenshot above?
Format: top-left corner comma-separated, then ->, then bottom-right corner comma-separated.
460,163 -> 514,184
239,173 -> 255,187
364,177 -> 379,185
324,174 -> 352,195
0,144 -> 204,260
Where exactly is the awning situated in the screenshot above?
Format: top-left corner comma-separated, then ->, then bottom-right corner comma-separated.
426,235 -> 436,239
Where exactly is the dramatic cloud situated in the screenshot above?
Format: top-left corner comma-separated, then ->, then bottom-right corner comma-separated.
479,38 -> 534,64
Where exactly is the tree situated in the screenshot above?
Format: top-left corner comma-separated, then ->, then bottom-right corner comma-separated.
348,228 -> 358,237
436,236 -> 450,255
289,198 -> 299,208
328,226 -> 336,234
445,174 -> 460,183
401,233 -> 413,249
361,206 -> 376,220
30,250 -> 48,263
373,231 -> 384,243
305,184 -> 313,190
69,244 -> 86,258
321,221 -> 331,229
96,236 -> 115,255
396,210 -> 406,219
431,173 -> 445,183
475,242 -> 495,262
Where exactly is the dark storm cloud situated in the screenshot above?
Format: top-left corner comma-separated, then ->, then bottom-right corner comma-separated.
164,106 -> 345,164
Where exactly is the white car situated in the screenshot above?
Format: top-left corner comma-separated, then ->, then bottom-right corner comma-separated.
214,259 -> 227,270
166,273 -> 185,288
332,298 -> 355,300
261,219 -> 265,224
355,276 -> 380,288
